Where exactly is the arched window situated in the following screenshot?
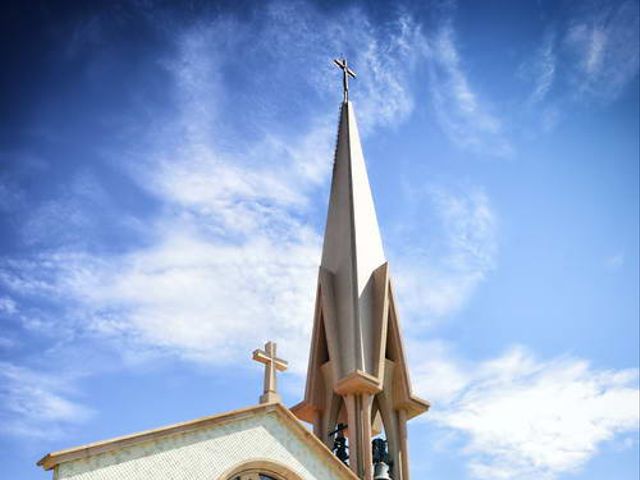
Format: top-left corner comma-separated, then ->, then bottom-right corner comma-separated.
231,475 -> 278,480
222,459 -> 303,480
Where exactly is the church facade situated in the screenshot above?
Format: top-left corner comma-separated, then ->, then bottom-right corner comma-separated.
38,60 -> 429,480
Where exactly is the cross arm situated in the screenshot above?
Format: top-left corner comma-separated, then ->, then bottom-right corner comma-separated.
333,58 -> 356,78
252,349 -> 289,371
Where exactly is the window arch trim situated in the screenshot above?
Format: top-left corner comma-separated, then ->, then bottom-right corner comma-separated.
220,458 -> 305,480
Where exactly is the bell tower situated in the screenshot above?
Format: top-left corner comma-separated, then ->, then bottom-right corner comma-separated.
292,60 -> 429,480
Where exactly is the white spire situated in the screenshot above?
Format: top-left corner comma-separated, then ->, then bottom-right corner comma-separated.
320,100 -> 386,375
321,101 -> 385,293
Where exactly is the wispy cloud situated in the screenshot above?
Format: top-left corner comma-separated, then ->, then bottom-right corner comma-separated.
509,0 -> 638,140
411,343 -> 640,479
348,12 -> 424,133
0,362 -> 93,438
425,17 -> 512,157
392,185 -> 497,326
521,31 -> 557,104
0,175 -> 25,213
0,296 -> 17,315
604,252 -> 625,270
564,0 -> 639,102
1,234 -> 320,371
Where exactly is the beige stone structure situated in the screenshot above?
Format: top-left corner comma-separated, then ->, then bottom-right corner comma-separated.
291,99 -> 429,479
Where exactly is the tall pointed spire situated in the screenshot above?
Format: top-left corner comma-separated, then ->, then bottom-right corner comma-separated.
321,100 -> 386,378
293,65 -> 429,480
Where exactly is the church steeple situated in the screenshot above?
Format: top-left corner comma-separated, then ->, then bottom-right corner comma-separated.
292,61 -> 429,480
321,100 -> 386,379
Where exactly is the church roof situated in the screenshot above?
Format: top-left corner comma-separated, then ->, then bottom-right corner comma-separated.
37,402 -> 358,478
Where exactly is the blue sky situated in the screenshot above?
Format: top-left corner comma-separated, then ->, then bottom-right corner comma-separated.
0,1 -> 638,479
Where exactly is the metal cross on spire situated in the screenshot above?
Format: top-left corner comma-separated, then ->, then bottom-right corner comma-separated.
334,57 -> 357,102
252,341 -> 288,404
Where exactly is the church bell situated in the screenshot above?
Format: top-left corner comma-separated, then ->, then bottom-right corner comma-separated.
373,461 -> 392,480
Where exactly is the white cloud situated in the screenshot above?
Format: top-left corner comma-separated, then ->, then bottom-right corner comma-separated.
605,252 -> 625,270
392,185 -> 497,325
426,19 -> 512,157
0,175 -> 25,213
0,362 -> 93,438
564,0 -> 639,102
346,13 -> 424,133
512,1 -> 638,137
28,232 -> 319,372
0,336 -> 16,350
0,296 -> 17,315
410,343 -> 640,479
522,32 -> 557,104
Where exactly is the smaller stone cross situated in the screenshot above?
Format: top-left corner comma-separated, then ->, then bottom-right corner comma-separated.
334,57 -> 357,102
252,341 -> 288,404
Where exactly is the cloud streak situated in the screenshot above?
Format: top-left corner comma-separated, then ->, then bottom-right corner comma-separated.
425,17 -> 512,157
0,362 -> 93,439
522,31 -> 557,104
392,185 -> 497,326
564,0 -> 639,102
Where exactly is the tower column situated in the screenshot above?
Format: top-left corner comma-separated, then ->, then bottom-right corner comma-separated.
398,409 -> 409,480
361,394 -> 374,479
344,395 -> 359,476
312,408 -> 323,439
344,393 -> 374,479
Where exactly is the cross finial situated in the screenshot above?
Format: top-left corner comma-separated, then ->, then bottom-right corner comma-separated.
252,341 -> 288,404
334,57 -> 357,102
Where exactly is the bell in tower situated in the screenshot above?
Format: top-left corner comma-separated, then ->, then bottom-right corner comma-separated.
372,438 -> 392,480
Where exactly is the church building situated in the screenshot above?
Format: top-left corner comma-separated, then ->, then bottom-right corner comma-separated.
37,59 -> 429,480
